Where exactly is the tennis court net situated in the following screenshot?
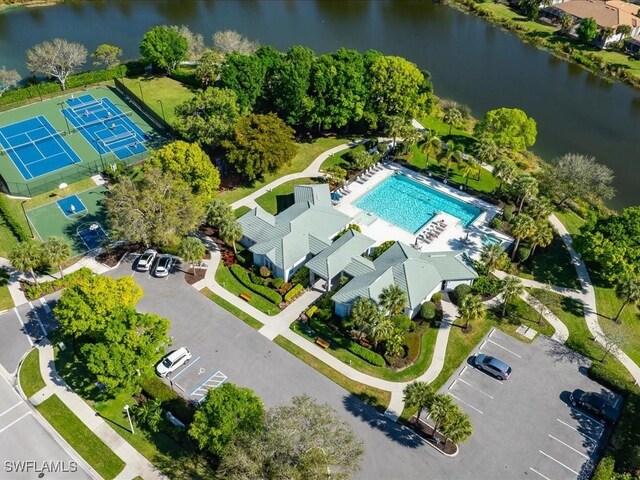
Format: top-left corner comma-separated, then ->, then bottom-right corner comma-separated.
70,98 -> 103,113
0,131 -> 65,156
73,111 -> 133,131
100,132 -> 137,147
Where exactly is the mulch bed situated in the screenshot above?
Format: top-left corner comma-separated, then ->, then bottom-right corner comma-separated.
409,419 -> 458,455
183,250 -> 211,285
95,243 -> 143,268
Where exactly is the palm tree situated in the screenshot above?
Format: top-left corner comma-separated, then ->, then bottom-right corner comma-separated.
559,12 -> 574,35
131,399 -> 163,433
616,24 -> 632,39
499,276 -> 524,317
9,241 -> 43,286
613,274 -> 640,323
350,298 -> 379,340
179,236 -> 206,274
41,236 -> 71,278
441,409 -> 473,445
510,213 -> 536,261
438,141 -> 464,180
378,284 -> 408,316
600,26 -> 614,43
420,130 -> 442,170
526,196 -> 552,221
429,394 -> 456,439
219,218 -> 243,254
493,158 -> 516,191
528,220 -> 553,259
443,107 -> 462,135
367,316 -> 395,349
403,381 -> 435,425
206,198 -> 233,227
459,294 -> 486,331
384,328 -> 405,357
460,159 -> 481,188
480,244 -> 508,272
512,175 -> 539,214
386,115 -> 406,149
474,135 -> 499,164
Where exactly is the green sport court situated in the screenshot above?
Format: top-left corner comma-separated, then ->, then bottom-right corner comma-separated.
0,85 -> 163,198
26,185 -> 109,255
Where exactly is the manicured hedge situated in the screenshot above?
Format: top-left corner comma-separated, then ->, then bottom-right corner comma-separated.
346,343 -> 386,367
0,195 -> 29,242
23,267 -> 94,300
140,375 -> 194,424
230,264 -> 282,304
306,305 -> 318,318
284,283 -> 304,302
591,454 -> 615,480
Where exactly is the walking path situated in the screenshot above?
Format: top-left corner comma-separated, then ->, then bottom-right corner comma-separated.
24,342 -> 167,480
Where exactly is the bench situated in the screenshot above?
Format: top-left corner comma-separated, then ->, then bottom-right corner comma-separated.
315,337 -> 330,349
240,293 -> 252,302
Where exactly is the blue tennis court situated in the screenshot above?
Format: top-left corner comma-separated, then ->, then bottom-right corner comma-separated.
0,116 -> 81,180
63,94 -> 148,160
77,222 -> 109,251
56,194 -> 86,218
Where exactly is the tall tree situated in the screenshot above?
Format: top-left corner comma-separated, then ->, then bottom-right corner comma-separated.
429,394 -> 456,437
474,135 -> 499,164
104,168 -> 205,246
613,273 -> 640,323
139,25 -> 188,73
195,50 -> 223,87
529,220 -> 553,259
378,284 -> 408,316
174,25 -> 206,60
441,407 -> 473,444
350,298 -> 379,340
178,236 -> 206,274
459,294 -> 486,331
420,130 -> 442,169
460,159 -> 481,187
443,107 -> 462,135
511,175 -> 539,214
219,218 -> 243,254
403,381 -> 434,425
41,236 -> 71,278
473,107 -> 537,151
366,316 -> 395,349
91,44 -> 122,68
438,141 -> 464,180
499,276 -> 524,317
480,243 -> 509,272
189,383 -> 265,455
223,113 -> 298,181
0,66 -> 20,97
9,241 -> 43,286
212,30 -> 259,55
26,38 -> 87,90
492,158 -> 516,190
219,52 -> 267,111
206,198 -> 234,228
510,213 -> 536,261
577,17 -> 598,44
147,140 -> 221,202
218,395 -> 365,480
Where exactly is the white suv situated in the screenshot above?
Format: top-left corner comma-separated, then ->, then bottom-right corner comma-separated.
156,347 -> 192,377
137,249 -> 157,272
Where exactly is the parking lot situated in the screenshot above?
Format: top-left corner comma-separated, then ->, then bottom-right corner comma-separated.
437,328 -> 621,480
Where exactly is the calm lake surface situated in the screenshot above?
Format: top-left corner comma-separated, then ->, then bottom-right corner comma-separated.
0,0 -> 638,208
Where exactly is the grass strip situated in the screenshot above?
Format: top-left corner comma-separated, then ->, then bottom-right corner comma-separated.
19,348 -> 46,398
201,287 -> 263,330
214,262 -> 279,316
0,268 -> 13,311
518,235 -> 581,289
254,177 -> 321,215
595,285 -> 640,366
36,395 -> 126,480
274,335 -> 390,413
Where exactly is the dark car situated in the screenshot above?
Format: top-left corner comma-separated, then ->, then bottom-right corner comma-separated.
474,354 -> 512,380
570,389 -> 617,424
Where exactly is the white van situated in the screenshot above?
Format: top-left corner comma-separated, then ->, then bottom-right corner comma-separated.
156,347 -> 192,377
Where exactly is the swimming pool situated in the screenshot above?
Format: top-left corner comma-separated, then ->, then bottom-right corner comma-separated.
354,175 -> 482,233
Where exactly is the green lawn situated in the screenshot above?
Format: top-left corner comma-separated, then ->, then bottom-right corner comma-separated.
201,287 -> 263,329
120,76 -> 195,126
0,268 -> 13,311
0,213 -> 20,257
255,177 -> 322,215
274,335 -> 391,413
320,144 -> 365,171
495,296 -> 556,340
217,137 -> 348,204
36,395 -> 126,480
214,261 -> 280,316
595,286 -> 640,366
473,2 -> 557,34
234,206 -> 251,219
417,114 -> 476,140
19,348 -> 45,398
518,235 -> 581,289
554,209 -> 586,236
291,320 -> 439,382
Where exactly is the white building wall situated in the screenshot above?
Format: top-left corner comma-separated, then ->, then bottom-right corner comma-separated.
444,279 -> 474,291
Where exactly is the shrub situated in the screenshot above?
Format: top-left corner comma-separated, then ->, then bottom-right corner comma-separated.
259,266 -> 271,278
280,282 -> 293,294
284,284 -> 304,302
391,315 -> 412,333
291,267 -> 310,287
471,275 -> 502,297
0,195 -> 29,242
503,204 -> 516,222
517,244 -> 531,263
420,301 -> 436,320
306,305 -> 318,318
272,277 -> 284,289
140,375 -> 179,402
490,217 -> 504,230
229,264 -> 282,304
371,240 -> 395,260
23,268 -> 94,300
249,271 -> 267,286
431,292 -> 443,303
588,362 -> 633,396
592,455 -> 615,480
346,343 -> 386,367
453,284 -> 472,304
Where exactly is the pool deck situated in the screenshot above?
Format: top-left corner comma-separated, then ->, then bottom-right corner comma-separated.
333,162 -> 512,260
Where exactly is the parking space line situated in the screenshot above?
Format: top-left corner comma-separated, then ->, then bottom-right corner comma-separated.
539,450 -> 578,475
569,407 -> 605,429
190,370 -> 228,398
529,467 -> 553,480
39,297 -> 51,314
13,308 -> 33,347
27,302 -> 48,336
458,378 -> 494,399
557,419 -> 600,443
486,338 -> 522,358
548,434 -> 588,459
0,402 -> 22,418
171,356 -> 201,381
449,379 -> 458,390
447,392 -> 483,414
460,365 -> 468,376
0,412 -> 30,434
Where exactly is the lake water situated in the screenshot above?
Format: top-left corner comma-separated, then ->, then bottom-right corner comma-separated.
0,0 -> 638,208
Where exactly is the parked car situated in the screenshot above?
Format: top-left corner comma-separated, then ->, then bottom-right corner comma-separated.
156,347 -> 192,377
153,254 -> 174,278
137,249 -> 157,272
570,389 -> 617,424
474,354 -> 512,380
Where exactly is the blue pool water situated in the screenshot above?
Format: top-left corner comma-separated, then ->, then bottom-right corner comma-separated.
354,175 -> 482,233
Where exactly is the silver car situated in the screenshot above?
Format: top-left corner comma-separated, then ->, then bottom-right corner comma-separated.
474,354 -> 512,380
137,249 -> 157,271
153,254 -> 174,278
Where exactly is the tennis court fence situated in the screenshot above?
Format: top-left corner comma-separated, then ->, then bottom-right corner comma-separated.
113,78 -> 173,134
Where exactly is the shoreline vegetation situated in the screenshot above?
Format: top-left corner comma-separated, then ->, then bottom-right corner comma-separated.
0,0 -> 61,11
450,0 -> 640,90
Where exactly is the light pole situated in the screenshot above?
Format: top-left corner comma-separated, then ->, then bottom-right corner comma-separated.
21,200 -> 35,239
156,99 -> 166,122
124,404 -> 134,434
136,81 -> 145,102
57,102 -> 71,134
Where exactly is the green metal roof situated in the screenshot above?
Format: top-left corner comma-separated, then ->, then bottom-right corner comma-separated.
306,230 -> 375,280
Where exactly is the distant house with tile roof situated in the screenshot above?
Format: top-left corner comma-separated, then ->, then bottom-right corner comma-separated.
332,242 -> 478,319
